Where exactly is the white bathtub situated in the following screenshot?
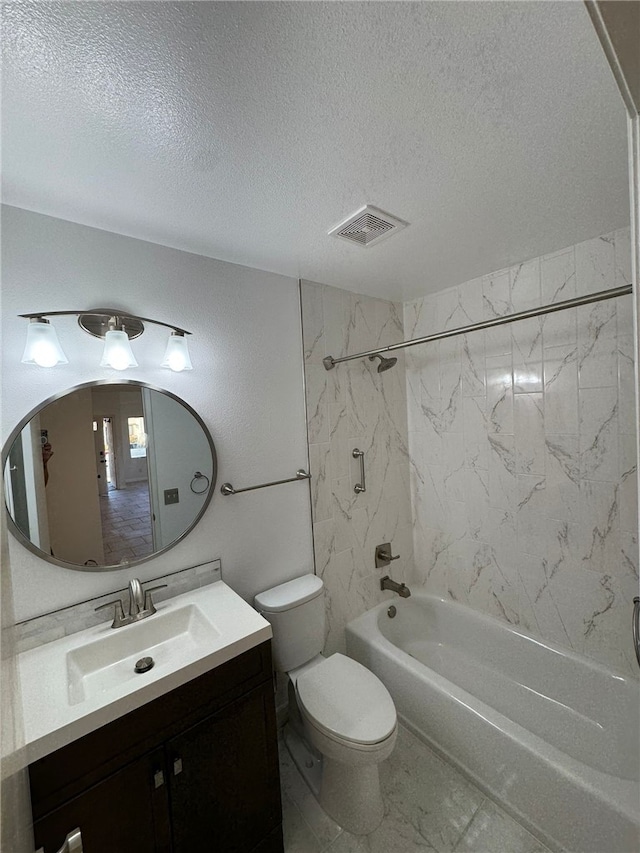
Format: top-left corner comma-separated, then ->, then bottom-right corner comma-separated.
346,592 -> 640,853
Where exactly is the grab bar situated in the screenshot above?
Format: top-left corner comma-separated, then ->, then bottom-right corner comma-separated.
353,448 -> 366,494
633,598 -> 640,668
220,469 -> 310,496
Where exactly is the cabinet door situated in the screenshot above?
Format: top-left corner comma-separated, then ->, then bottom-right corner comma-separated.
168,682 -> 282,853
33,749 -> 170,853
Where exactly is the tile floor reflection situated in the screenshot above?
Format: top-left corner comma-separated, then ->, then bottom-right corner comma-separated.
99,481 -> 153,563
280,724 -> 552,853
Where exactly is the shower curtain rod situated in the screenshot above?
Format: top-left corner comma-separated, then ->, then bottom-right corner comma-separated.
322,283 -> 633,370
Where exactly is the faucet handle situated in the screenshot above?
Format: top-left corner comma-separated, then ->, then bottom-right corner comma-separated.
143,584 -> 168,615
95,598 -> 127,629
375,542 -> 400,568
381,551 -> 400,562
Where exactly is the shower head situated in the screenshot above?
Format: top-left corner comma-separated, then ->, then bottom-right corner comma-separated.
322,351 -> 398,372
368,353 -> 398,373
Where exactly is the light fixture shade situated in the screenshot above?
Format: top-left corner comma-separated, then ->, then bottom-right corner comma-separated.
100,329 -> 138,370
161,332 -> 193,372
21,319 -> 68,367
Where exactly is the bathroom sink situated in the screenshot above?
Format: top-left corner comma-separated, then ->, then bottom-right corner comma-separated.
19,580 -> 272,764
66,603 -> 220,705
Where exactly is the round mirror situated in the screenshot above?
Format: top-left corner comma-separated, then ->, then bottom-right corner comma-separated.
2,381 -> 217,570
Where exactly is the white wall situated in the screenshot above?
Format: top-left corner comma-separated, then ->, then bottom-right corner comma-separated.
1,206 -> 314,622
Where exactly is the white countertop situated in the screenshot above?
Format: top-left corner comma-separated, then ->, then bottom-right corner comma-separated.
18,581 -> 272,764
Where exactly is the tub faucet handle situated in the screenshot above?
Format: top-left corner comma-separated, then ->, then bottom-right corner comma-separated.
375,542 -> 400,568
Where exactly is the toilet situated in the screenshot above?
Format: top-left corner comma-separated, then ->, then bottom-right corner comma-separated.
254,574 -> 397,835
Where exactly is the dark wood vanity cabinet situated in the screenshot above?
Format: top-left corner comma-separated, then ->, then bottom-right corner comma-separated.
31,750 -> 167,853
30,642 -> 283,853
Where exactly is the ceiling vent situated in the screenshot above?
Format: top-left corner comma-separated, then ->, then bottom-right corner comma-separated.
328,205 -> 409,248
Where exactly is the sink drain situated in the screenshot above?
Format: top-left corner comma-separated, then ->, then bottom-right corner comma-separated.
134,656 -> 155,674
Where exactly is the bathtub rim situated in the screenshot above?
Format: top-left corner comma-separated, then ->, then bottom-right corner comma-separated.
368,589 -> 639,685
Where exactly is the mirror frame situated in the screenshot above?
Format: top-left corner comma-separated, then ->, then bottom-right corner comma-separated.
1,379 -> 218,572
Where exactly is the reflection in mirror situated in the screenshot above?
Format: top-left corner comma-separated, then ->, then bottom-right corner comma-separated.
3,382 -> 216,570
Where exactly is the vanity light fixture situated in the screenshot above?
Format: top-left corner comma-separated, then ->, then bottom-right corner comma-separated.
21,318 -> 69,367
161,331 -> 193,372
18,309 -> 193,371
100,323 -> 139,371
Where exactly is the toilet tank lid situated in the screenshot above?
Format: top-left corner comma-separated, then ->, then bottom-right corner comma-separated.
254,574 -> 323,613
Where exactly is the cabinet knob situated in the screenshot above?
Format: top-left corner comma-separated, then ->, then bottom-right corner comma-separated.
154,769 -> 165,789
173,757 -> 183,776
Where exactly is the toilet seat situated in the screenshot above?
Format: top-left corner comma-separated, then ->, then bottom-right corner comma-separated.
295,653 -> 396,746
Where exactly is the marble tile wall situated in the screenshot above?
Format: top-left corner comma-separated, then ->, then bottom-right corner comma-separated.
301,281 -> 413,656
404,228 -> 639,677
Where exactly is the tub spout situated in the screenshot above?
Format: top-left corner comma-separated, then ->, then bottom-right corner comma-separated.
380,576 -> 411,597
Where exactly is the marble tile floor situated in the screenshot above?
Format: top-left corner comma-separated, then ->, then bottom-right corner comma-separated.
280,723 -> 552,853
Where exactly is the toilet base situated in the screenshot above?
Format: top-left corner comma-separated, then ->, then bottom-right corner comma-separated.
284,723 -> 322,798
319,756 -> 384,836
284,724 -> 385,836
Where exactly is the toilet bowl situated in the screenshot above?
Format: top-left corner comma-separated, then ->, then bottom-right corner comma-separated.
254,575 -> 398,835
291,653 -> 397,833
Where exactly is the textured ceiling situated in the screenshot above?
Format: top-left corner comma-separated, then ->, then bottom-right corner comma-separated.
1,1 -> 629,301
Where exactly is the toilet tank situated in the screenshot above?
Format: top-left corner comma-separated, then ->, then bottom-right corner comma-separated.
254,574 -> 325,672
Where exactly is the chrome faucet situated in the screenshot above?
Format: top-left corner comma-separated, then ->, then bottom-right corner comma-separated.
95,578 -> 168,628
380,575 -> 411,598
